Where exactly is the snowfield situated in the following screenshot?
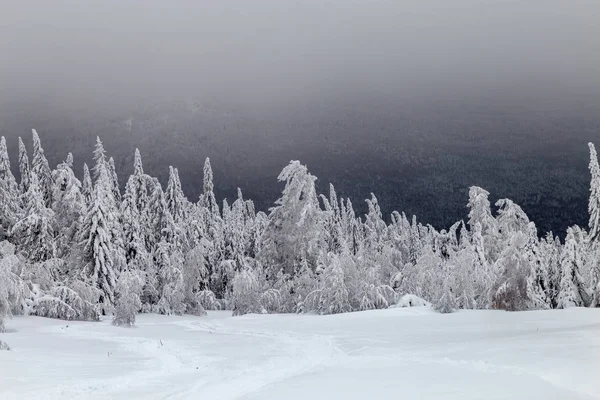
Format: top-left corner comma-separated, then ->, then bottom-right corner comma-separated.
1,308 -> 600,400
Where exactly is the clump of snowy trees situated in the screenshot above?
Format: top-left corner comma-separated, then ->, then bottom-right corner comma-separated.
1,130 -> 600,336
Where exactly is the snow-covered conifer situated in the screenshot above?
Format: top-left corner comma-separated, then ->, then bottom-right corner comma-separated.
120,173 -> 149,272
52,154 -> 85,259
305,253 -> 352,315
496,199 -> 530,239
557,228 -> 590,308
155,241 -> 185,315
0,244 -> 27,329
491,232 -> 530,311
0,137 -> 21,236
112,270 -> 143,326
78,138 -> 124,313
588,143 -> 600,244
108,157 -> 121,204
165,166 -> 188,223
231,267 -> 262,316
182,241 -> 210,308
468,186 -> 500,262
18,137 -> 30,195
201,157 -> 219,217
433,281 -> 457,313
30,129 -> 53,206
524,223 -> 550,309
259,161 -> 323,277
0,137 -> 17,189
81,163 -> 93,206
11,173 -> 56,262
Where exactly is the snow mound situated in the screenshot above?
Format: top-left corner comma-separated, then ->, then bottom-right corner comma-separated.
393,294 -> 431,308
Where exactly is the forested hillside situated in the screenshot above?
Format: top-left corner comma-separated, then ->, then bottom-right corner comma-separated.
1,130 -> 600,335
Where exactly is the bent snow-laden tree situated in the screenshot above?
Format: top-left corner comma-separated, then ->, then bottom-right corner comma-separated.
259,161 -> 323,279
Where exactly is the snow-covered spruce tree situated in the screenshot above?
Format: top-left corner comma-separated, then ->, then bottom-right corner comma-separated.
120,171 -> 149,274
586,143 -> 600,306
405,215 -> 421,264
398,247 -> 444,303
120,151 -> 154,300
52,153 -> 85,260
446,249 -> 479,309
154,241 -> 186,315
224,194 -> 248,265
363,193 -> 388,253
468,186 -> 500,264
18,137 -> 30,196
491,232 -> 531,311
283,259 -> 318,313
320,184 -> 346,254
434,280 -> 457,314
113,270 -> 144,326
350,260 -> 397,311
340,198 -> 361,256
0,137 -> 18,193
128,149 -> 152,242
147,178 -> 184,252
78,137 -> 125,314
231,267 -> 262,316
192,158 -> 226,297
0,243 -> 27,331
469,222 -> 495,304
259,161 -> 323,279
524,223 -> 551,309
30,129 -> 53,206
496,199 -> 530,241
539,232 -> 562,308
219,194 -> 250,298
200,157 -> 219,217
319,253 -> 352,314
303,253 -> 351,315
165,166 -> 188,224
81,163 -> 93,207
11,173 -> 57,262
388,211 -> 412,266
148,189 -> 187,315
108,157 -> 121,204
557,227 -> 590,308
0,136 -> 21,238
182,240 -> 213,314
588,143 -> 600,244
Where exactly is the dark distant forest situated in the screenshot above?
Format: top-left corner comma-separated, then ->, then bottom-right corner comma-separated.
1,91 -> 599,237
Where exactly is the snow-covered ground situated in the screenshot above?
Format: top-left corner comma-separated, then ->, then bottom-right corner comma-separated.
1,307 -> 600,400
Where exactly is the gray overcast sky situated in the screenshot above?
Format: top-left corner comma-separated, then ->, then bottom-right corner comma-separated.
1,0 -> 600,234
1,0 -> 599,112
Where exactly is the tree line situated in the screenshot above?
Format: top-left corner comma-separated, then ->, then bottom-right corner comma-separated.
1,130 -> 599,334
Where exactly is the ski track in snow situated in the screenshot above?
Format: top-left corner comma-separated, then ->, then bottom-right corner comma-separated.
2,315 -> 341,400
163,319 -> 342,400
1,308 -> 600,400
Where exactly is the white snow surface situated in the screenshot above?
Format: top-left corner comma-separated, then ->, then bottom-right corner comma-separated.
1,307 -> 600,400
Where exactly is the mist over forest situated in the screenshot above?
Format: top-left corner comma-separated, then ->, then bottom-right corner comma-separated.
1,0 -> 600,236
